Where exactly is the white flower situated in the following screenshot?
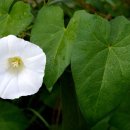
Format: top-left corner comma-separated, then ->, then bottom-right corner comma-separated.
0,35 -> 46,99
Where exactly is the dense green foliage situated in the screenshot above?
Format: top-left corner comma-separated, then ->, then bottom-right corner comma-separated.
0,0 -> 130,130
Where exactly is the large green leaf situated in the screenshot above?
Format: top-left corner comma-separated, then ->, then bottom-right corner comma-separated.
0,0 -> 33,37
31,6 -> 75,90
71,11 -> 130,123
0,101 -> 28,130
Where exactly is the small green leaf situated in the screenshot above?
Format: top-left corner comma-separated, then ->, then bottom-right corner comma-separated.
71,11 -> 130,123
31,6 -> 75,90
0,101 -> 28,130
0,0 -> 33,37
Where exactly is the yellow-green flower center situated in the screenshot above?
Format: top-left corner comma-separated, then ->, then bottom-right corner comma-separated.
8,57 -> 23,70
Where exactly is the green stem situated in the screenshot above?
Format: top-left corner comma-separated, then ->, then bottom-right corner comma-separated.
27,108 -> 50,128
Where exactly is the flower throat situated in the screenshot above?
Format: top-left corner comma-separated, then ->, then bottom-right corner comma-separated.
8,57 -> 23,70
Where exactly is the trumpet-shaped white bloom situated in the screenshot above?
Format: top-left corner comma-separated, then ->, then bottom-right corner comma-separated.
0,35 -> 46,99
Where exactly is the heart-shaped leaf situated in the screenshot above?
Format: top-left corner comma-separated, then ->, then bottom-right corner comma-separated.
71,11 -> 130,123
31,6 -> 75,90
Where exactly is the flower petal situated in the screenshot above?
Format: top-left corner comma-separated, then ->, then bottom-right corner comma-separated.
17,68 -> 43,96
21,40 -> 46,59
0,72 -> 20,99
0,59 -> 8,74
1,35 -> 27,57
24,53 -> 46,73
0,68 -> 44,99
0,38 -> 9,59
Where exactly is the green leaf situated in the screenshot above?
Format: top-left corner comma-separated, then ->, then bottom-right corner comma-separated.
0,0 -> 33,37
110,127 -> 118,130
0,101 -> 28,130
105,0 -> 115,6
71,11 -> 130,123
61,72 -> 88,130
86,0 -> 129,17
110,113 -> 130,130
31,6 -> 75,90
109,91 -> 130,130
0,0 -> 13,14
40,84 -> 61,108
91,116 -> 110,130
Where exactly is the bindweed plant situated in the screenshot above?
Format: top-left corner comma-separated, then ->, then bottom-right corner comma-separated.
0,0 -> 130,130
